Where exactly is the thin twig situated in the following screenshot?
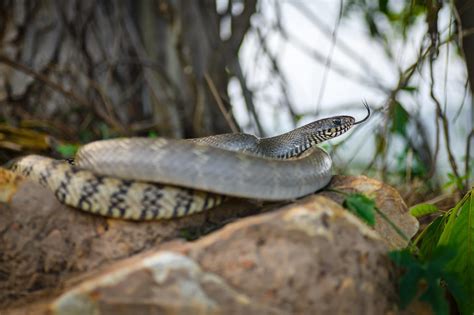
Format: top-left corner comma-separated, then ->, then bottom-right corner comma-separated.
0,55 -> 90,108
232,59 -> 265,136
429,56 -> 462,185
255,27 -> 297,127
204,73 -> 239,133
288,1 -> 385,90
453,78 -> 470,123
284,32 -> 390,92
315,0 -> 343,111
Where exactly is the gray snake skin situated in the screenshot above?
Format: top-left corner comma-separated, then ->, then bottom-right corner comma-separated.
11,106 -> 369,220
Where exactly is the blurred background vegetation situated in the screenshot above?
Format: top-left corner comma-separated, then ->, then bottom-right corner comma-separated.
0,0 -> 472,206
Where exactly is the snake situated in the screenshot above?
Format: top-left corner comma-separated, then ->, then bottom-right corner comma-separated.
9,105 -> 370,221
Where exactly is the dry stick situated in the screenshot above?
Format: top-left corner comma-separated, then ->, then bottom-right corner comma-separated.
49,63 -> 126,133
362,33 -> 455,178
0,55 -> 124,132
255,28 -> 297,127
453,78 -> 470,123
232,59 -> 265,136
283,32 -> 389,92
453,2 -> 474,190
87,79 -> 120,126
121,10 -> 183,138
204,73 -> 239,133
314,0 -> 343,112
428,57 -> 462,185
288,1 -> 385,89
375,48 -> 423,178
443,14 -> 453,113
429,97 -> 441,180
271,5 -> 388,93
410,115 -> 435,174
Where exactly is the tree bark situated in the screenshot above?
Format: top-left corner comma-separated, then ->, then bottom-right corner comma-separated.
0,0 -> 256,140
456,1 -> 474,95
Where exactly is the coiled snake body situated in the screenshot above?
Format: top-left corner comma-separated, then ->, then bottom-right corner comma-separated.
11,107 -> 369,220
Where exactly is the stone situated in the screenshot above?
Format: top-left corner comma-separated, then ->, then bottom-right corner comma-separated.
0,170 -> 419,314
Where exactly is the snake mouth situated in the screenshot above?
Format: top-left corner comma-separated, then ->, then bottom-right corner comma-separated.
322,122 -> 352,138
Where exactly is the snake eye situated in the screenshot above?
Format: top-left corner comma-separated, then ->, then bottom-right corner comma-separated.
332,119 -> 342,126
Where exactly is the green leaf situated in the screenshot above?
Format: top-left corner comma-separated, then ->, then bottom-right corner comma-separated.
56,144 -> 79,158
443,173 -> 468,191
148,131 -> 158,138
437,190 -> 474,314
389,247 -> 459,314
415,215 -> 448,260
342,193 -> 376,226
294,114 -> 305,123
390,102 -> 409,136
401,86 -> 418,93
389,250 -> 425,308
419,278 -> 449,315
399,266 -> 423,307
410,203 -> 439,218
389,249 -> 419,267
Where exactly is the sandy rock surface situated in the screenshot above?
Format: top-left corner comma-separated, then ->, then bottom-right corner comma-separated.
0,170 -> 418,314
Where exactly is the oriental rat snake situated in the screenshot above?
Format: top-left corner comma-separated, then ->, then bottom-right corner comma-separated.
10,105 -> 370,220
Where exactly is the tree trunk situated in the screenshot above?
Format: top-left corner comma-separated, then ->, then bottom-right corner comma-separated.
455,1 -> 474,89
0,0 -> 256,140
454,0 -> 474,188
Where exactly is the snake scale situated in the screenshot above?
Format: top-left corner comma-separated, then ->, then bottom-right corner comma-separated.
10,105 -> 369,221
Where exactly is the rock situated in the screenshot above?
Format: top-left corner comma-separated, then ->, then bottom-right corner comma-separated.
0,170 -> 419,314
51,252 -> 282,315
0,170 -> 262,310
182,195 -> 398,315
321,175 -> 419,249
15,195 -> 397,315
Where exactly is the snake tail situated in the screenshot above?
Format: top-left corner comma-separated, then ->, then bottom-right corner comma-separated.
11,155 -> 224,220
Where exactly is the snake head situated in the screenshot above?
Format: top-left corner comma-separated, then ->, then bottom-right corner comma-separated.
314,115 -> 356,139
301,103 -> 370,141
318,102 -> 371,138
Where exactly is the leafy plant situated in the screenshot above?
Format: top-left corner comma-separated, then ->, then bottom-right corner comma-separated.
344,0 -> 428,40
436,190 -> 473,314
410,203 -> 439,218
390,102 -> 409,137
389,246 -> 463,315
395,146 -> 428,179
443,173 -> 469,192
394,189 -> 473,314
339,188 -> 473,314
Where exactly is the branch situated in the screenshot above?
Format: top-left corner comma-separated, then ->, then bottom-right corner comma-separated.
231,59 -> 265,136
204,72 -> 239,133
255,27 -> 297,127
0,54 -> 125,132
429,56 -> 462,185
227,0 -> 258,54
